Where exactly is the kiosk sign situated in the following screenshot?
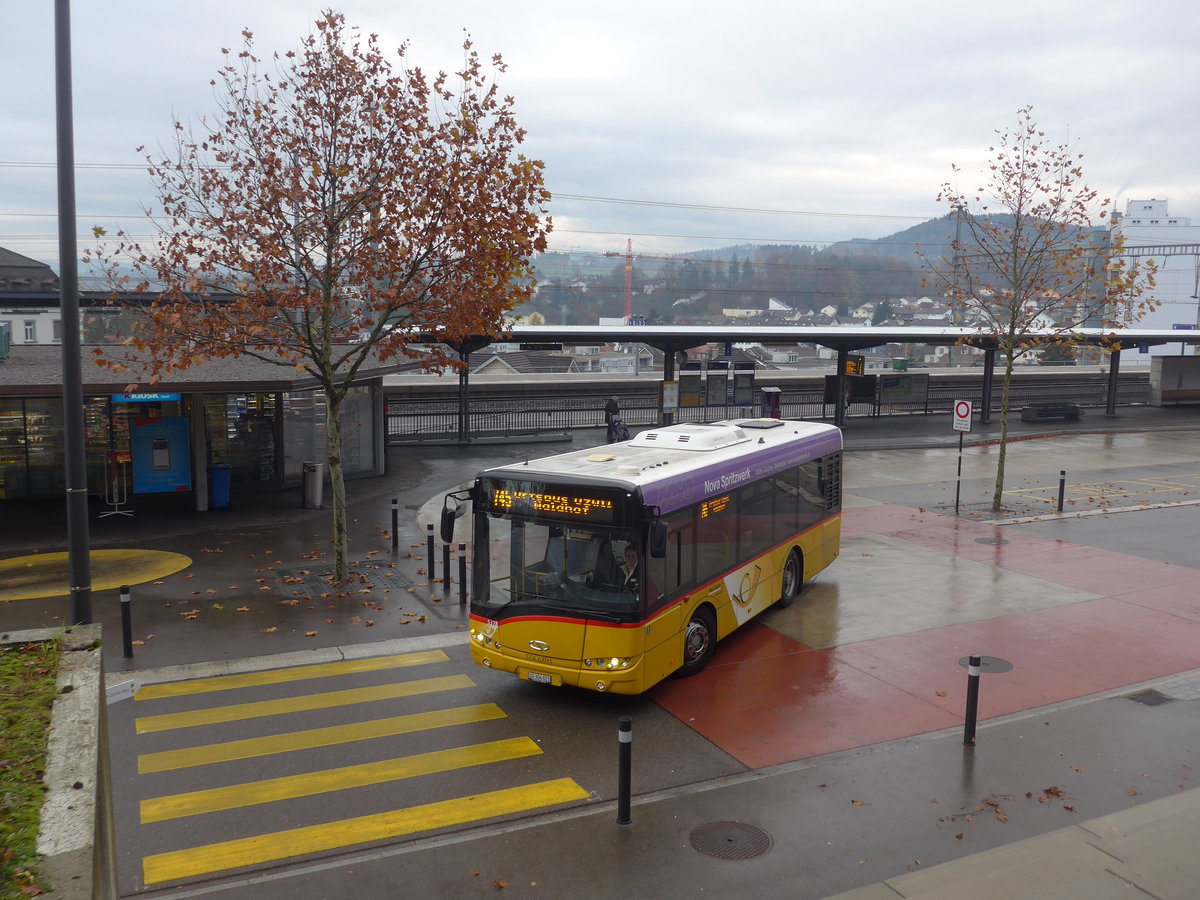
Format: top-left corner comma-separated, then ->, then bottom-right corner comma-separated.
953,399 -> 973,432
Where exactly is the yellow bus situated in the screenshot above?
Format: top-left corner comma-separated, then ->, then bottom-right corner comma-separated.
442,418 -> 842,694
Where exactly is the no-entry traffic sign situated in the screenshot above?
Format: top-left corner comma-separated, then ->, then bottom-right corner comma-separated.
953,399 -> 973,432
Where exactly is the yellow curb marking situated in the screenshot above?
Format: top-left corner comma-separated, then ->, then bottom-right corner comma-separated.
0,549 -> 192,602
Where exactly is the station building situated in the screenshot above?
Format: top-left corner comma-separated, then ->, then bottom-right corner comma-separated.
0,342 -> 390,506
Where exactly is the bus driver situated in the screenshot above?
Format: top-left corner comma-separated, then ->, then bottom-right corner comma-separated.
619,545 -> 639,590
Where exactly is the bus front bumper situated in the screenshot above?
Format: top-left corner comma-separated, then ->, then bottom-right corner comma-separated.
470,639 -> 644,694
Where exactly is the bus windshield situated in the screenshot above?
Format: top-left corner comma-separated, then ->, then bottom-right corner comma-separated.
472,514 -> 642,623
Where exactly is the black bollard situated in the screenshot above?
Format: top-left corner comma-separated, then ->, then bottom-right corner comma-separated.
1057,470 -> 1066,512
617,716 -> 632,825
426,522 -> 434,578
443,542 -> 451,593
120,585 -> 133,659
963,654 -> 981,746
458,542 -> 467,604
391,498 -> 399,550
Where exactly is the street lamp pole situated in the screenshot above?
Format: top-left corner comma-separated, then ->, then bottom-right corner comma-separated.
55,0 -> 92,624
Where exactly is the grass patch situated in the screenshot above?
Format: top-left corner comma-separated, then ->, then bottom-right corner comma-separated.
0,637 -> 61,899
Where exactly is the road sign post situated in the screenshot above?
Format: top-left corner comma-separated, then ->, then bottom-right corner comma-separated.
953,399 -> 973,432
953,401 -> 972,514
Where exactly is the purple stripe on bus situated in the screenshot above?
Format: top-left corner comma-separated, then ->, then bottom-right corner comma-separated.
640,429 -> 841,513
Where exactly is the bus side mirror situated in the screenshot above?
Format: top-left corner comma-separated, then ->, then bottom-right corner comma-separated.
440,488 -> 471,543
649,520 -> 667,558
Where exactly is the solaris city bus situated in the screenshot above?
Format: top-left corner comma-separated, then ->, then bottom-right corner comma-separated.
441,418 -> 842,694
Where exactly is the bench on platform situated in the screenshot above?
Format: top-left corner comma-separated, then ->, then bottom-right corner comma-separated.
1159,389 -> 1200,404
1020,402 -> 1082,422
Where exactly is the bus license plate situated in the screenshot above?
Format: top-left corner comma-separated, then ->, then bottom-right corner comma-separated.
527,671 -> 552,684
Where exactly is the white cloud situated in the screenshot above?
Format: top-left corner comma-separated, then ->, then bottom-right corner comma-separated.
6,0 -> 1200,267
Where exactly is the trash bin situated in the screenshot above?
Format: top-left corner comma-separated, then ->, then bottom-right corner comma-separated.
208,464 -> 232,510
760,386 -> 782,419
302,461 -> 324,509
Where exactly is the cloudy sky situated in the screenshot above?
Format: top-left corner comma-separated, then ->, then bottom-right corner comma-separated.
8,0 -> 1199,272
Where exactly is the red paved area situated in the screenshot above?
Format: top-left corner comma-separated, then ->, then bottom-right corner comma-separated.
651,504 -> 1200,769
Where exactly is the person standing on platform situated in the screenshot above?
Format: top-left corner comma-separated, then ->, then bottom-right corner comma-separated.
604,396 -> 620,442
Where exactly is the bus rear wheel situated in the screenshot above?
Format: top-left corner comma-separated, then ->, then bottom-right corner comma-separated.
678,606 -> 716,677
777,549 -> 803,608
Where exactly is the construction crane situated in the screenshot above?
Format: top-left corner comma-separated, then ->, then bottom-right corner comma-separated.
604,239 -> 637,323
604,239 -> 686,323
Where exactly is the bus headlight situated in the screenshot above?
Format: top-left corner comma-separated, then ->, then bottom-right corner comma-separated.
585,657 -> 631,670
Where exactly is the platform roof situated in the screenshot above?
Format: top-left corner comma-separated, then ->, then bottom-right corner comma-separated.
492,324 -> 1200,353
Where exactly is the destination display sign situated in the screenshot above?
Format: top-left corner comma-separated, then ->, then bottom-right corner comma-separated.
484,479 -> 620,524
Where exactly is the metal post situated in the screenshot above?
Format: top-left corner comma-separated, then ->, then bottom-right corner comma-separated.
442,542 -> 451,593
56,0 -> 92,625
834,347 -> 848,428
120,585 -> 133,659
954,432 -> 964,515
426,522 -> 434,578
458,542 -> 467,605
391,498 -> 398,550
980,348 -> 996,424
617,716 -> 632,825
963,654 -> 981,746
1058,470 -> 1066,512
662,344 -> 676,426
1105,345 -> 1121,418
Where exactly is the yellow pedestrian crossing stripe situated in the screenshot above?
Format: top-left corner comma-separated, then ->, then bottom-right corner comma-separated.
135,675 -> 474,734
135,650 -> 452,701
142,778 -> 591,885
129,652 -> 589,887
137,703 -> 507,774
140,737 -> 543,823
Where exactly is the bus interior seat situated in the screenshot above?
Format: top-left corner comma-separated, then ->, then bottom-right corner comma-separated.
564,536 -> 600,576
591,539 -> 619,587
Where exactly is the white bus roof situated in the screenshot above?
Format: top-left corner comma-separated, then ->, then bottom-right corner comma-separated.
480,419 -> 842,512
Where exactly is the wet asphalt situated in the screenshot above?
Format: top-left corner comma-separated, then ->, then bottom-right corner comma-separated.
5,404 -> 1200,899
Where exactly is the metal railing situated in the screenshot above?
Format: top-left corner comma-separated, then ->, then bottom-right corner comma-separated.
385,370 -> 1152,443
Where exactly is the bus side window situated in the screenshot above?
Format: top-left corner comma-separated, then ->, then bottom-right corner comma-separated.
695,510 -> 732,584
648,510 -> 694,613
797,461 -> 824,530
736,480 -> 776,559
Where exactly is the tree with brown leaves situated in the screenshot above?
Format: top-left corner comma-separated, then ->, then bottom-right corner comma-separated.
89,13 -> 551,580
921,106 -> 1155,512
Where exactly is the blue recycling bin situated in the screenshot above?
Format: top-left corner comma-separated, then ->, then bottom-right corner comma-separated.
208,464 -> 232,510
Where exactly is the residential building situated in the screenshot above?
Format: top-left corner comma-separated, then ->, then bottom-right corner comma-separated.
1112,199 -> 1200,361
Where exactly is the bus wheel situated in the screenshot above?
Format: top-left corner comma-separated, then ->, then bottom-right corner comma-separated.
678,606 -> 716,677
777,550 -> 803,608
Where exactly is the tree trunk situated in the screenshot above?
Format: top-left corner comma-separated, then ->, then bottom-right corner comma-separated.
323,391 -> 349,582
991,353 -> 1016,511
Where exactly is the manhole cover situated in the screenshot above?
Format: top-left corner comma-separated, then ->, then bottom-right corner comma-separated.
1128,689 -> 1174,706
974,537 -> 1010,546
689,821 -> 772,860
